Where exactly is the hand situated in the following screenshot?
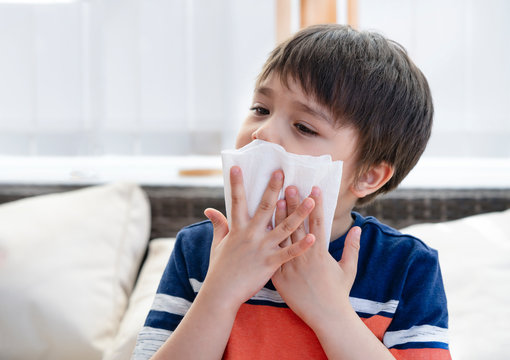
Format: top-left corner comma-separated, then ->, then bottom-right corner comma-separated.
202,166 -> 317,312
271,186 -> 362,330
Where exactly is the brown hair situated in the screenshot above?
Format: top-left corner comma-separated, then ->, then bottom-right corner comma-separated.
257,24 -> 433,205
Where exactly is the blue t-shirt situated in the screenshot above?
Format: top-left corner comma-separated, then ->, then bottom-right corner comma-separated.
133,212 -> 451,360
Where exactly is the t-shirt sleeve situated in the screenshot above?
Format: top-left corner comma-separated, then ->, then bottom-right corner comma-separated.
384,247 -> 451,360
131,228 -> 201,360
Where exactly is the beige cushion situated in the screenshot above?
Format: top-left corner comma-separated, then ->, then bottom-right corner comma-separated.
0,183 -> 150,360
401,209 -> 510,360
103,238 -> 176,360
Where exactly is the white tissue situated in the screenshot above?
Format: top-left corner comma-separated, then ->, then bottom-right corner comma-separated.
221,140 -> 342,245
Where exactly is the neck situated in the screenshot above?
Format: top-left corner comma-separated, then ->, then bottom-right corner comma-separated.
330,210 -> 355,242
329,189 -> 359,242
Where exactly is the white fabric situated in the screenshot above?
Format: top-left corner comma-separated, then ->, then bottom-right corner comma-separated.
221,140 -> 342,245
0,183 -> 150,360
401,208 -> 510,360
151,293 -> 191,316
383,324 -> 449,348
103,238 -> 176,360
348,297 -> 399,315
131,326 -> 173,360
189,278 -> 202,293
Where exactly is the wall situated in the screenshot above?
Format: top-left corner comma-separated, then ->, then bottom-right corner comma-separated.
0,0 -> 275,155
358,0 -> 510,158
0,0 -> 508,167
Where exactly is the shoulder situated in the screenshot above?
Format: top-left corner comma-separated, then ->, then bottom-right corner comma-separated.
175,220 -> 214,253
351,213 -> 448,324
171,220 -> 214,280
354,211 -> 438,262
176,219 -> 213,239
352,212 -> 441,296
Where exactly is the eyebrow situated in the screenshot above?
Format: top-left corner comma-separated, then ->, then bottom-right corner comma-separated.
254,86 -> 273,97
294,101 -> 333,125
254,86 -> 333,125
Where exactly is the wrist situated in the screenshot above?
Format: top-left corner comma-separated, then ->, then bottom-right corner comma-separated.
196,279 -> 242,319
310,300 -> 395,359
308,298 -> 357,337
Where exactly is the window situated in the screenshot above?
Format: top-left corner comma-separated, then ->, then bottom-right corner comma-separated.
0,0 -> 508,186
359,0 -> 510,159
0,0 -> 275,156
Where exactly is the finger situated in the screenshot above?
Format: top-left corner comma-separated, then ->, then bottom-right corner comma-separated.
273,233 -> 315,264
275,199 -> 286,226
272,197 -> 315,242
251,170 -> 284,226
275,199 -> 291,247
229,166 -> 249,227
285,186 -> 306,243
204,208 -> 229,248
338,226 -> 362,284
285,186 -> 300,213
309,186 -> 326,245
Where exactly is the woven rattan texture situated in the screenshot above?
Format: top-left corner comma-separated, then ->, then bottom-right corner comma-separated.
1,185 -> 509,238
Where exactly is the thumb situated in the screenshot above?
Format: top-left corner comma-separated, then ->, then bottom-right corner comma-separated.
204,208 -> 229,247
338,226 -> 361,282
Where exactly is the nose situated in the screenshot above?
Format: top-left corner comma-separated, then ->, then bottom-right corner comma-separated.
251,120 -> 279,144
251,129 -> 261,140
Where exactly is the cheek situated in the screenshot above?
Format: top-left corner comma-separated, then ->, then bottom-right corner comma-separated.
235,135 -> 248,149
339,160 -> 357,191
235,122 -> 254,149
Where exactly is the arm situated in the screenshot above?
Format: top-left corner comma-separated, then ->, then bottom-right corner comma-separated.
151,167 -> 316,359
272,186 -> 395,360
383,248 -> 450,359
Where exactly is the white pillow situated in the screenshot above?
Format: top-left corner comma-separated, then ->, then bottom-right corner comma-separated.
0,183 -> 150,360
103,238 -> 176,360
401,209 -> 510,360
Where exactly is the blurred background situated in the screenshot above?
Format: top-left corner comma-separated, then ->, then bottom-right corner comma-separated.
1,4 -> 509,360
0,0 -> 509,186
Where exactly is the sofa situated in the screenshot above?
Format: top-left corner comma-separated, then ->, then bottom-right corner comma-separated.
0,183 -> 508,359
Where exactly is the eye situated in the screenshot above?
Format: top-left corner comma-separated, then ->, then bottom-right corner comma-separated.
294,123 -> 318,136
250,106 -> 270,116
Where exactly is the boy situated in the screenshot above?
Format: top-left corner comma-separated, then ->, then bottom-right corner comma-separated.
133,24 -> 450,359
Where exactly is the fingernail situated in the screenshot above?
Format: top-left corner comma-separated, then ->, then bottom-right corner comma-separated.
306,234 -> 315,245
274,171 -> 283,181
352,226 -> 361,238
304,198 -> 314,209
287,187 -> 297,197
231,166 -> 240,175
311,186 -> 320,197
277,200 -> 286,209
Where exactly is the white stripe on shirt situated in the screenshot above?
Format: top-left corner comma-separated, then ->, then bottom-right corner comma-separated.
349,297 -> 399,315
383,324 -> 449,348
188,279 -> 286,303
189,278 -> 203,293
176,279 -> 398,316
252,286 -> 285,303
151,293 -> 192,316
132,326 -> 173,360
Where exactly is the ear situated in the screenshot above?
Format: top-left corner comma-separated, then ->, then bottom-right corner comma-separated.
350,162 -> 394,199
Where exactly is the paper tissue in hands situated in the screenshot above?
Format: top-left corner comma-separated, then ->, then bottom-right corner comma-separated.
221,140 -> 343,246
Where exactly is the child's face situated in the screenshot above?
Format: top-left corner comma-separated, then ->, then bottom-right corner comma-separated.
236,73 -> 360,198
